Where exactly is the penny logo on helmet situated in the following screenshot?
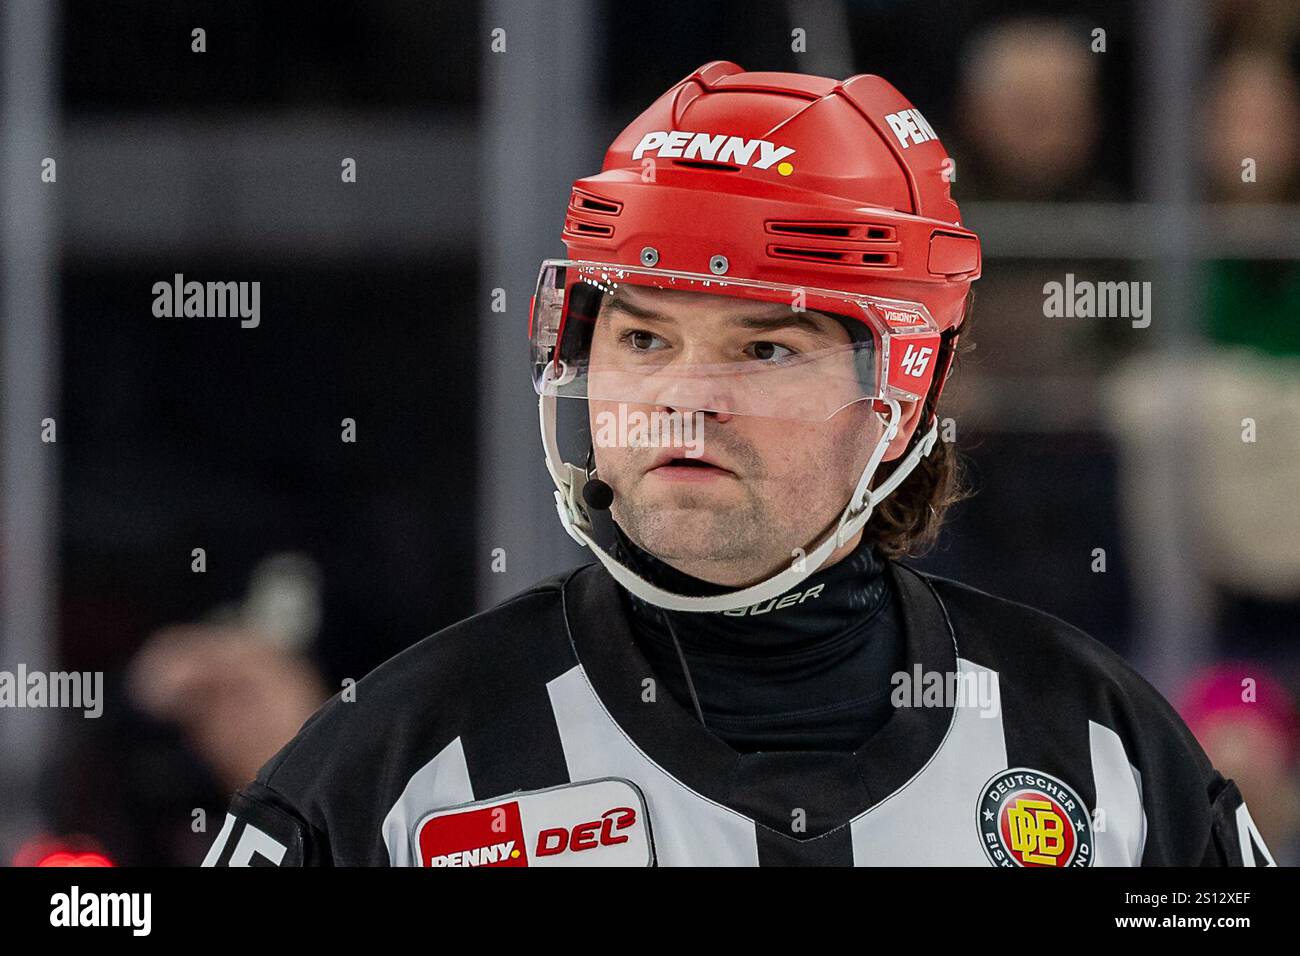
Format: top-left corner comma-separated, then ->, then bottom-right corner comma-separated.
630,130 -> 796,170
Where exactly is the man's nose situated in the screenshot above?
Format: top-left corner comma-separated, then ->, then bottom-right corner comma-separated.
649,363 -> 737,422
655,400 -> 734,425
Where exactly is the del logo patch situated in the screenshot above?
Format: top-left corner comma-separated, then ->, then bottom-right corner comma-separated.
977,768 -> 1093,868
414,777 -> 653,867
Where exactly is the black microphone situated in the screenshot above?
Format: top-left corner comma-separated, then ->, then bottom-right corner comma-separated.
582,477 -> 614,511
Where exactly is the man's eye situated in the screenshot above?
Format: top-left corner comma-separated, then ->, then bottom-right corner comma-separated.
620,329 -> 665,351
748,341 -> 797,363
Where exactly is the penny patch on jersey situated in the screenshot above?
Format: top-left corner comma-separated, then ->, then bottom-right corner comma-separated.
414,777 -> 653,867
977,768 -> 1094,868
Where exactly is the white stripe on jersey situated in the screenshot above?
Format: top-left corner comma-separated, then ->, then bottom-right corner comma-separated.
547,664 -> 762,866
849,657 -> 1006,865
1089,720 -> 1146,866
382,736 -> 474,866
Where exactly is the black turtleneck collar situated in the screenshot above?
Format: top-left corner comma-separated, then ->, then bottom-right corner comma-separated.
611,523 -> 892,652
609,524 -> 904,753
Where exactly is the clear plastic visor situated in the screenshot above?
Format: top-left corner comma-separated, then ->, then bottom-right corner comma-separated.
530,260 -> 938,422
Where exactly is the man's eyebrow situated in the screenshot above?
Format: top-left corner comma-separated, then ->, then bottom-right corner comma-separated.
734,311 -> 843,337
601,295 -> 844,337
599,294 -> 663,321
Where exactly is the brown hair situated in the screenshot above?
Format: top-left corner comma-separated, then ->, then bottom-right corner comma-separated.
866,292 -> 976,559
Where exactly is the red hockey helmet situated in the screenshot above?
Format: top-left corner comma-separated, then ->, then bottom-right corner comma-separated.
532,62 -> 981,613
553,60 -> 980,412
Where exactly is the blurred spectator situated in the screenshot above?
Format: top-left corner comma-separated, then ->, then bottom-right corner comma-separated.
39,554 -> 330,865
1203,48 -> 1300,205
135,552 -> 333,793
954,16 -> 1110,200
128,626 -> 327,795
1178,663 -> 1300,864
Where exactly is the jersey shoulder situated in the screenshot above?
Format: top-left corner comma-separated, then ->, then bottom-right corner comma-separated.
256,572 -> 580,829
913,565 -> 1193,730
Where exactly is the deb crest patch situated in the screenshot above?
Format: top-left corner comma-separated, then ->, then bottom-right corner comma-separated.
414,777 -> 652,867
977,768 -> 1093,868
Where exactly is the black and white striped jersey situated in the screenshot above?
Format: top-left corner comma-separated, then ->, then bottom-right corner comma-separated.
202,561 -> 1275,867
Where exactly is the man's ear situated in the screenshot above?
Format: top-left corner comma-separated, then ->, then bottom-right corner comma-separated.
882,399 -> 927,462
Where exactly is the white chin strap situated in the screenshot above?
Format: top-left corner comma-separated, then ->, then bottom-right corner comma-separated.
539,391 -> 939,613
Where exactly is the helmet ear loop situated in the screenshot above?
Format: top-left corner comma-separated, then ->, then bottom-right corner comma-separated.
834,397 -> 901,548
866,400 -> 901,498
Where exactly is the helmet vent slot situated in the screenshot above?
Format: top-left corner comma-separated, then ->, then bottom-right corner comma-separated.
767,245 -> 898,268
770,223 -> 853,238
569,188 -> 622,215
770,246 -> 846,262
768,221 -> 897,242
565,219 -> 614,238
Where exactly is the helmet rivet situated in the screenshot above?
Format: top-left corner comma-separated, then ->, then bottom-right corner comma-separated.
640,246 -> 659,267
709,254 -> 729,275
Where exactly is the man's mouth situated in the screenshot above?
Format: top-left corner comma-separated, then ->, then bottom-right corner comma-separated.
648,453 -> 735,481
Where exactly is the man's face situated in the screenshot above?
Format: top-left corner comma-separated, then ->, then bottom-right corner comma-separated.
586,283 -> 921,587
